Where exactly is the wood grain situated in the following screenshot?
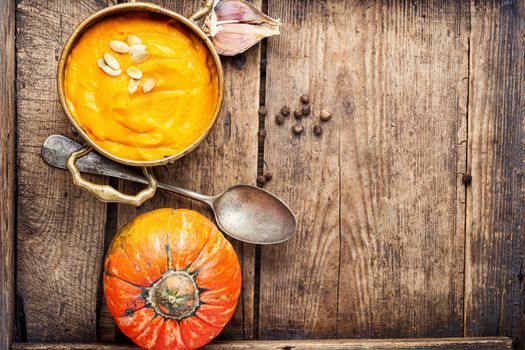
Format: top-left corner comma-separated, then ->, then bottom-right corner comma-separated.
259,0 -> 343,338
97,186 -> 119,343
205,337 -> 514,349
464,0 -> 525,347
16,0 -> 114,342
260,0 -> 469,338
1,0 -> 16,348
115,0 -> 260,341
11,0 -> 525,344
336,0 -> 470,338
10,337 -> 513,350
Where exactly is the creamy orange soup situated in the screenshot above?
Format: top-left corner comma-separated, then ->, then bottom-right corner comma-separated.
64,13 -> 219,161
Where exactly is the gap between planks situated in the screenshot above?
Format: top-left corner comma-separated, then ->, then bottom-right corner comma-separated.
1,0 -> 16,348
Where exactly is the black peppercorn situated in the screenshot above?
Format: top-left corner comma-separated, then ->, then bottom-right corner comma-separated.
462,173 -> 472,185
258,129 -> 267,139
292,124 -> 304,135
256,175 -> 266,186
231,53 -> 247,70
300,94 -> 310,104
264,172 -> 273,181
302,104 -> 311,116
293,107 -> 302,119
313,124 -> 323,136
258,106 -> 268,116
275,114 -> 285,125
281,105 -> 291,116
319,110 -> 332,121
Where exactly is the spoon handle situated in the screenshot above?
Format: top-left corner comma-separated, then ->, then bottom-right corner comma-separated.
157,182 -> 214,206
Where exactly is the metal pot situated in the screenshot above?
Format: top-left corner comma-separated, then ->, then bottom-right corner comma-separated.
56,1 -> 223,206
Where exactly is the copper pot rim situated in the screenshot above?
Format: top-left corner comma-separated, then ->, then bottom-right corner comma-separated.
57,2 -> 224,167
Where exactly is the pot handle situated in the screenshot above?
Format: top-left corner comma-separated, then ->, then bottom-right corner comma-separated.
189,0 -> 214,22
66,146 -> 158,206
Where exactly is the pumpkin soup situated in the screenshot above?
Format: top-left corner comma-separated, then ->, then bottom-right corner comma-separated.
64,13 -> 219,161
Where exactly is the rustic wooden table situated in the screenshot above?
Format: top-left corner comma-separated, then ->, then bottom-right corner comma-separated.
1,0 -> 523,349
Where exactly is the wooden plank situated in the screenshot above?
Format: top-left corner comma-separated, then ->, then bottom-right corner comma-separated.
12,346 -> 135,350
116,0 -> 260,341
464,0 -> 525,347
260,0 -> 469,338
1,0 -> 16,348
97,192 -> 118,343
259,0 -> 343,338
336,1 -> 470,338
16,0 -> 114,342
206,338 -> 514,349
10,337 -> 514,350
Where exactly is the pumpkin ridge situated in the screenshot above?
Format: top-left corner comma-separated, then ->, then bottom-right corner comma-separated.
125,305 -> 142,317
116,308 -> 156,339
185,230 -> 227,275
182,227 -> 220,272
179,317 -> 222,349
194,311 -> 221,329
167,209 -> 219,273
105,270 -> 149,291
132,314 -> 162,342
165,234 -> 172,271
179,327 -> 191,350
106,230 -> 168,287
153,319 -> 185,350
165,211 -> 175,271
199,285 -> 240,306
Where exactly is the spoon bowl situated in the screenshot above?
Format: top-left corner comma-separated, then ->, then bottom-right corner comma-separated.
213,184 -> 296,244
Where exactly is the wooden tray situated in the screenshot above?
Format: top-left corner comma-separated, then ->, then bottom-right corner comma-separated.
1,0 -> 523,349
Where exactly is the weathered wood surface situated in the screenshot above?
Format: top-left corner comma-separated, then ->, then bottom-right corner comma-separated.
10,0 -> 525,347
10,337 -> 514,350
16,0 -> 114,342
260,0 -> 468,339
335,1 -> 470,338
1,0 -> 16,349
464,0 -> 525,346
115,0 -> 260,341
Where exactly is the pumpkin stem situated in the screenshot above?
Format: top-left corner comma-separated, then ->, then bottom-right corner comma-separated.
148,271 -> 200,320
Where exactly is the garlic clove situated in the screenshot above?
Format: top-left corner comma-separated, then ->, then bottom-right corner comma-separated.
212,22 -> 280,56
215,0 -> 280,26
205,0 -> 281,56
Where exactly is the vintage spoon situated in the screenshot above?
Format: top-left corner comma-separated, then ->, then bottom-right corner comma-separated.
42,135 -> 297,244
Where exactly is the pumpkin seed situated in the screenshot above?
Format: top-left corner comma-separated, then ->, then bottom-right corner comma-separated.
97,58 -> 121,76
129,44 -> 147,55
97,58 -> 106,69
102,66 -> 121,77
126,67 -> 142,80
128,78 -> 140,94
126,34 -> 142,46
142,77 -> 156,93
131,50 -> 149,64
109,40 -> 130,53
103,53 -> 120,70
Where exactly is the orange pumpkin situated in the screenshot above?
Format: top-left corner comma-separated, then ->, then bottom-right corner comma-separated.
103,208 -> 242,349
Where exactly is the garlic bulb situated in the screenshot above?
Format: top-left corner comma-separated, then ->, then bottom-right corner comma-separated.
204,0 -> 281,56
